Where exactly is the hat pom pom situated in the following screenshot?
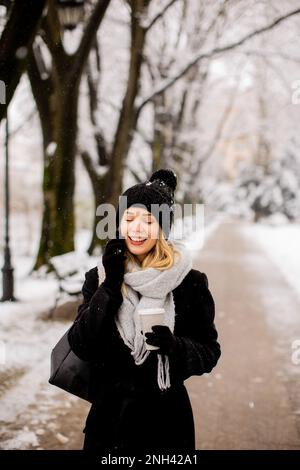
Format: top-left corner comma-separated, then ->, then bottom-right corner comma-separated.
149,168 -> 177,192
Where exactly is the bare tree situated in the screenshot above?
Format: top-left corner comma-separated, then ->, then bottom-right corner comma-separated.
80,0 -> 180,253
27,0 -> 111,269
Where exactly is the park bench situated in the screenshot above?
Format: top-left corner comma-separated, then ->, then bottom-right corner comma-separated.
47,251 -> 97,319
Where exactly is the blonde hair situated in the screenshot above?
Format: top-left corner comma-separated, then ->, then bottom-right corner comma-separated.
121,227 -> 180,297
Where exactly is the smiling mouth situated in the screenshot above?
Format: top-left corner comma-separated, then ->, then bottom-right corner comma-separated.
128,236 -> 147,246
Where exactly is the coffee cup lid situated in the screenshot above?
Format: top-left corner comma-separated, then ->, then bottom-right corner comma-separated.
138,308 -> 165,315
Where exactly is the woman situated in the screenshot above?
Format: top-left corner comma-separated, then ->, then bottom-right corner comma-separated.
68,168 -> 221,453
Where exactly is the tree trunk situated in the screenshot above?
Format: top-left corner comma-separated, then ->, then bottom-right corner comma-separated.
151,94 -> 167,172
27,50 -> 54,270
80,150 -> 108,255
105,0 -> 149,209
0,0 -> 47,122
51,83 -> 79,255
29,66 -> 80,268
26,0 -> 111,269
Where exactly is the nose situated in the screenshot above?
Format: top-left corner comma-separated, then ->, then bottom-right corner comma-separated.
129,216 -> 148,237
131,218 -> 142,233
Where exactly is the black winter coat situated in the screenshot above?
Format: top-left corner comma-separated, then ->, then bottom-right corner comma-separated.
68,266 -> 221,453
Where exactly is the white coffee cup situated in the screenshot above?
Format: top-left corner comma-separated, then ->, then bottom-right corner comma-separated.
138,308 -> 165,350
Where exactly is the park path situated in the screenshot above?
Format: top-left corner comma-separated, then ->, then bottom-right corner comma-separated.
1,220 -> 300,450
187,220 -> 300,449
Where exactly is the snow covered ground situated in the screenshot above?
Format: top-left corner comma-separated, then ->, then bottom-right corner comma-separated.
241,221 -> 300,302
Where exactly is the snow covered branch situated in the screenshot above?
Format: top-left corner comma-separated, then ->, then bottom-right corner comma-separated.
135,6 -> 300,114
71,0 -> 111,82
144,0 -> 180,31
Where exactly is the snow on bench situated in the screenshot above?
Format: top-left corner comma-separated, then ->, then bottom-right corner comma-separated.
47,251 -> 98,317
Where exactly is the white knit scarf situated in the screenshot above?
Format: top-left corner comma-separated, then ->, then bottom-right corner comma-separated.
97,241 -> 193,392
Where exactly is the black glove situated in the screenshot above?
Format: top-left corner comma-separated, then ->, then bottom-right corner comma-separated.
102,236 -> 126,293
145,325 -> 180,356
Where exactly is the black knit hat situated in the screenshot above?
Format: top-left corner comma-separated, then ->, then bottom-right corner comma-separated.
116,168 -> 177,240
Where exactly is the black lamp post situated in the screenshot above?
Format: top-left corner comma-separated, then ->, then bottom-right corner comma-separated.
1,106 -> 16,302
57,0 -> 85,30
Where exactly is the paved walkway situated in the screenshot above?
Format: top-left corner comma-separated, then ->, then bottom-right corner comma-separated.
187,220 -> 300,449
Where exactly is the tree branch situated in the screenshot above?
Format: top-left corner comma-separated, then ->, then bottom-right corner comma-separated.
242,48 -> 300,65
190,65 -> 243,182
246,52 -> 294,95
80,150 -> 99,186
71,0 -> 111,84
135,125 -> 153,147
27,46 -> 53,141
127,166 -> 145,184
86,56 -> 99,126
145,0 -> 179,31
0,0 -> 47,121
41,0 -> 67,73
135,6 -> 300,115
80,150 -> 109,185
10,106 -> 37,137
107,0 -> 149,200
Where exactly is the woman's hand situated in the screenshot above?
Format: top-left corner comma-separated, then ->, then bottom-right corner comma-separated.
102,236 -> 126,293
145,325 -> 180,356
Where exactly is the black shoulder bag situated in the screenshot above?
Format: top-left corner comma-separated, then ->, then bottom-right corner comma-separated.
49,325 -> 93,402
49,277 -> 110,402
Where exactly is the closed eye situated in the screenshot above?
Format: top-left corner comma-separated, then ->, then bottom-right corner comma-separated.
126,218 -> 152,224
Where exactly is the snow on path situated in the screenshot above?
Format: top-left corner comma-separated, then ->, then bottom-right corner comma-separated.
0,275 -> 71,425
240,222 -> 300,302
